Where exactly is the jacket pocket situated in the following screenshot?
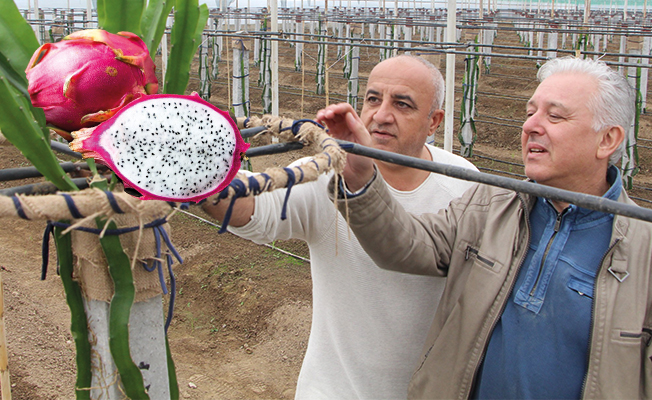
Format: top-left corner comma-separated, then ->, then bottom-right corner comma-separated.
617,328 -> 652,346
611,328 -> 650,346
464,245 -> 499,271
567,276 -> 594,299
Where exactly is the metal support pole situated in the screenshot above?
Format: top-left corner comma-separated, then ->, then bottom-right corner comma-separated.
270,0 -> 279,117
443,0 -> 456,153
86,296 -> 170,399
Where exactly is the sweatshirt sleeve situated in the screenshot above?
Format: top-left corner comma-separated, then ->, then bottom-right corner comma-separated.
328,172 -> 468,277
229,170 -> 336,244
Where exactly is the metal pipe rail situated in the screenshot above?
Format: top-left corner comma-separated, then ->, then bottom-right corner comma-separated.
337,141 -> 652,222
0,162 -> 88,182
26,7 -> 652,32
0,178 -> 90,196
209,32 -> 652,69
236,139 -> 652,221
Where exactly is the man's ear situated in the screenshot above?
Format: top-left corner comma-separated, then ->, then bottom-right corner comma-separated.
597,125 -> 625,161
429,109 -> 445,135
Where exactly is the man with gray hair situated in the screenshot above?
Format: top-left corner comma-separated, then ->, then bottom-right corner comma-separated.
320,56 -> 652,398
203,55 -> 477,399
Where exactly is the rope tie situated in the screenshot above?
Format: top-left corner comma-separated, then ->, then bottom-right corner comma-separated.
248,174 -> 271,196
218,179 -> 248,233
152,225 -> 182,332
247,175 -> 262,195
143,227 -> 168,293
104,191 -> 125,214
291,119 -> 325,136
61,193 -> 84,219
296,166 -> 305,184
281,168 -> 297,220
12,196 -> 29,220
323,151 -> 332,167
41,223 -> 55,280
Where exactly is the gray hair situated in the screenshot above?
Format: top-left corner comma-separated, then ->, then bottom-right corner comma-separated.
389,54 -> 445,114
537,56 -> 636,165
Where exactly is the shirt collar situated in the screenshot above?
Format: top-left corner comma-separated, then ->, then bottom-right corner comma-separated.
540,165 -> 622,221
603,165 -> 622,202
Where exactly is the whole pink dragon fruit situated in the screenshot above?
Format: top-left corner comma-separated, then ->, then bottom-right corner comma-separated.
69,93 -> 250,203
26,29 -> 158,141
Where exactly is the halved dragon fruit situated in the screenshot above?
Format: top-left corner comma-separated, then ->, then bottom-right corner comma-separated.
69,93 -> 249,203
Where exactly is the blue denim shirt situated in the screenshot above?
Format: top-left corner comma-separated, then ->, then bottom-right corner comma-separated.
473,166 -> 622,399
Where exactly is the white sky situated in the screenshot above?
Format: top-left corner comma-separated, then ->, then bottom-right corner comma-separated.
14,0 -> 223,8
14,0 -> 645,12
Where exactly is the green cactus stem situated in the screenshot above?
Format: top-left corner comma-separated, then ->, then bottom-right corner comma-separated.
164,0 -> 209,95
53,227 -> 92,400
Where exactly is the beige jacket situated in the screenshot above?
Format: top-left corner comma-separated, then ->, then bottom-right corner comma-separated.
331,173 -> 652,399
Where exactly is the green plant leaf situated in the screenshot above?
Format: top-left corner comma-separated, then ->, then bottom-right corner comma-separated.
54,227 -> 92,399
0,0 -> 40,75
98,0 -> 146,36
194,4 -> 209,46
2,50 -> 48,140
166,336 -> 180,400
102,223 -> 149,399
142,0 -> 176,58
0,49 -> 29,98
96,0 -> 106,27
0,42 -> 48,140
164,0 -> 208,94
0,75 -> 77,191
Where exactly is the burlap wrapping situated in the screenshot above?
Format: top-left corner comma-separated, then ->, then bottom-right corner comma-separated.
216,115 -> 346,203
71,199 -> 172,303
0,188 -> 174,302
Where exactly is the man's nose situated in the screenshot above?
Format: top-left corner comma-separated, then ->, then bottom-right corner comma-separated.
522,113 -> 541,136
373,100 -> 395,124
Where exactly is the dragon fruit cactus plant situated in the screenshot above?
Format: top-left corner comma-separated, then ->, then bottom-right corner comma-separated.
25,29 -> 159,141
69,93 -> 250,203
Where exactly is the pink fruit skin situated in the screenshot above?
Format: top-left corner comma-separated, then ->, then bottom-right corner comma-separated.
26,29 -> 158,140
70,93 -> 250,203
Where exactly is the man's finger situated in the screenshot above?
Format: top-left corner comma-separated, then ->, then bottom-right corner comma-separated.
345,111 -> 372,146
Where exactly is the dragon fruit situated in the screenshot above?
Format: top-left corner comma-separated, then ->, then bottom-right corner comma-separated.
69,93 -> 249,203
26,29 -> 158,141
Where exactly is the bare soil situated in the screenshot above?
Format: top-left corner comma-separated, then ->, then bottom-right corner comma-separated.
2,23 -> 652,400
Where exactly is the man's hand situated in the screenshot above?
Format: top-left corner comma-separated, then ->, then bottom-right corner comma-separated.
316,103 -> 375,192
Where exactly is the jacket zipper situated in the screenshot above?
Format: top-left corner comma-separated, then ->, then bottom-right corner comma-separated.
580,237 -> 621,398
465,246 -> 495,268
465,194 -> 532,398
529,208 -> 567,296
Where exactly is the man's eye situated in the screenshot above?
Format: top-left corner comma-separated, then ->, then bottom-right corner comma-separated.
366,97 -> 380,104
396,101 -> 410,109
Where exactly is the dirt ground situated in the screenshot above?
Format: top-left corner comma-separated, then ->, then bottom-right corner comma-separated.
2,21 -> 652,400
